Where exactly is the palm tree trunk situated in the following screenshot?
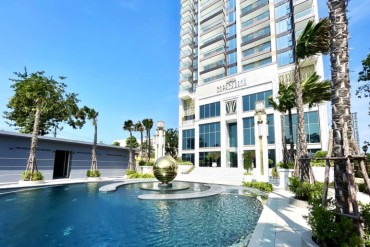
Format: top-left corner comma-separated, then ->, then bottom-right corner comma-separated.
288,109 -> 295,162
129,131 -> 133,170
294,61 -> 309,182
91,120 -> 98,171
329,0 -> 362,237
26,100 -> 42,179
281,113 -> 289,164
140,131 -> 143,159
148,131 -> 151,162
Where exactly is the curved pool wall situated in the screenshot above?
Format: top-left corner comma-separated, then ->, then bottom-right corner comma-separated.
0,181 -> 263,247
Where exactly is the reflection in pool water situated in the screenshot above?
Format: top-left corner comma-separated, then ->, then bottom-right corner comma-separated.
0,182 -> 263,247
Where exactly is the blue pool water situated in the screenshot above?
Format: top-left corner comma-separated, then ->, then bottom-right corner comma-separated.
0,182 -> 263,247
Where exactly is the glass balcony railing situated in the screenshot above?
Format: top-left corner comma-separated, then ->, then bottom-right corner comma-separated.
200,6 -> 223,22
201,20 -> 224,33
202,46 -> 224,59
241,27 -> 270,44
294,7 -> 313,20
242,42 -> 271,58
180,38 -> 193,47
202,33 -> 224,46
204,73 -> 224,83
203,60 -> 224,71
241,0 -> 268,16
180,62 -> 193,71
241,11 -> 269,29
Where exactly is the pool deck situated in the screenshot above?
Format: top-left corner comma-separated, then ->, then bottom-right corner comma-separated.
1,174 -> 369,247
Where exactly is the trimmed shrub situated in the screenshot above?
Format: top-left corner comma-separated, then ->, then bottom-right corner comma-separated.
288,176 -> 323,201
242,181 -> 273,192
271,167 -> 279,178
138,160 -> 146,166
307,199 -> 363,247
86,170 -> 101,177
126,170 -> 154,179
21,171 -> 44,181
277,161 -> 294,169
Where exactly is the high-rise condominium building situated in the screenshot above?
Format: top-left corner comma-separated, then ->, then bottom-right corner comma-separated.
178,0 -> 329,171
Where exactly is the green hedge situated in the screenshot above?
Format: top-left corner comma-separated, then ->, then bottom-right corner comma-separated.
86,170 -> 101,177
21,171 -> 44,181
125,169 -> 154,179
242,181 -> 273,192
288,176 -> 323,201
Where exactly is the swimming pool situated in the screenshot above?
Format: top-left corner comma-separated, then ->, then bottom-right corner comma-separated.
0,182 -> 263,247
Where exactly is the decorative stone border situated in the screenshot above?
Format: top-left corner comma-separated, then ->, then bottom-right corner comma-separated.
86,177 -> 102,181
18,180 -> 45,185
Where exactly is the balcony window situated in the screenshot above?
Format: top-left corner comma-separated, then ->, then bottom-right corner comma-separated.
276,33 -> 292,50
227,11 -> 236,24
227,66 -> 237,76
203,60 -> 224,71
242,42 -> 271,58
227,52 -> 237,65
275,2 -> 290,19
241,0 -> 268,16
242,57 -> 272,71
241,26 -> 270,44
226,0 -> 236,11
204,73 -> 224,83
241,11 -> 269,29
294,7 -> 313,20
227,24 -> 236,38
276,18 -> 292,34
227,38 -> 237,51
277,50 -> 294,67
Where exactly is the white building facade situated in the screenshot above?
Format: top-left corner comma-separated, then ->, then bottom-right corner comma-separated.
178,0 -> 329,172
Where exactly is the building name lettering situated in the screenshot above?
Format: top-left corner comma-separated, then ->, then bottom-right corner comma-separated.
217,78 -> 247,93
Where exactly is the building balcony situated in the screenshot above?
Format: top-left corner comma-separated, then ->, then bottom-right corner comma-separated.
242,50 -> 271,66
181,1 -> 194,15
200,33 -> 225,50
200,7 -> 225,26
241,27 -> 270,47
240,0 -> 269,18
240,11 -> 269,33
293,0 -> 313,8
181,119 -> 195,127
179,76 -> 193,88
202,73 -> 224,84
180,62 -> 193,75
294,7 -> 314,24
200,59 -> 225,73
200,45 -> 225,63
201,0 -> 223,13
240,16 -> 270,38
242,43 -> 271,62
179,87 -> 196,100
200,19 -> 225,37
180,27 -> 194,40
180,15 -> 194,26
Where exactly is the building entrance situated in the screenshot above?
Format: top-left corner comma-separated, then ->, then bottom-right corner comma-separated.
53,150 -> 71,179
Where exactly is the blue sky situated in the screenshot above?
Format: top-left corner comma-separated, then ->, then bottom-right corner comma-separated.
0,0 -> 369,146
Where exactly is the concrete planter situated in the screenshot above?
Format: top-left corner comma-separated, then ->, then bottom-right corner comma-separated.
86,177 -> 102,181
139,166 -> 153,175
18,180 -> 45,185
279,169 -> 294,189
178,165 -> 193,174
311,166 -> 334,183
243,175 -> 254,183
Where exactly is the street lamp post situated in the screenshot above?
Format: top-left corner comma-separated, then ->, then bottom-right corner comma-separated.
255,101 -> 269,182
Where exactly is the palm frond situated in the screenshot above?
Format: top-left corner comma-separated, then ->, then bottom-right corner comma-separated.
296,18 -> 330,59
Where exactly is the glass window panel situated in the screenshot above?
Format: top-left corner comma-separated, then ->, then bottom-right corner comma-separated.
227,38 -> 236,51
216,102 -> 220,116
227,66 -> 237,75
275,3 -> 290,19
276,18 -> 291,34
200,105 -> 204,119
276,34 -> 292,50
250,94 -> 256,110
277,50 -> 294,67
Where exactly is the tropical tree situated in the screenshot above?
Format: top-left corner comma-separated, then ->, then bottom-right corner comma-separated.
4,69 -> 83,181
268,82 -> 295,164
356,52 -> 370,117
134,121 -> 145,159
294,18 -> 330,182
123,120 -> 135,170
165,128 -> 178,158
269,73 -> 331,168
4,69 -> 83,136
142,118 -> 153,162
328,0 -> 361,237
125,136 -> 139,148
80,106 -> 100,177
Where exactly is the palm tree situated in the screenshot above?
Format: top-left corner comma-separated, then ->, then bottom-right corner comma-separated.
82,106 -> 99,175
268,82 -> 295,164
294,18 -> 330,182
142,118 -> 153,162
134,121 -> 144,160
123,120 -> 135,170
270,74 -> 331,169
328,0 -> 361,235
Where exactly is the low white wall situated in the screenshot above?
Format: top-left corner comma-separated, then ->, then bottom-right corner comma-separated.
311,166 -> 334,183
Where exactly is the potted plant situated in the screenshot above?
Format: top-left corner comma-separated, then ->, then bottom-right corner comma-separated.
243,151 -> 255,182
207,152 -> 220,167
